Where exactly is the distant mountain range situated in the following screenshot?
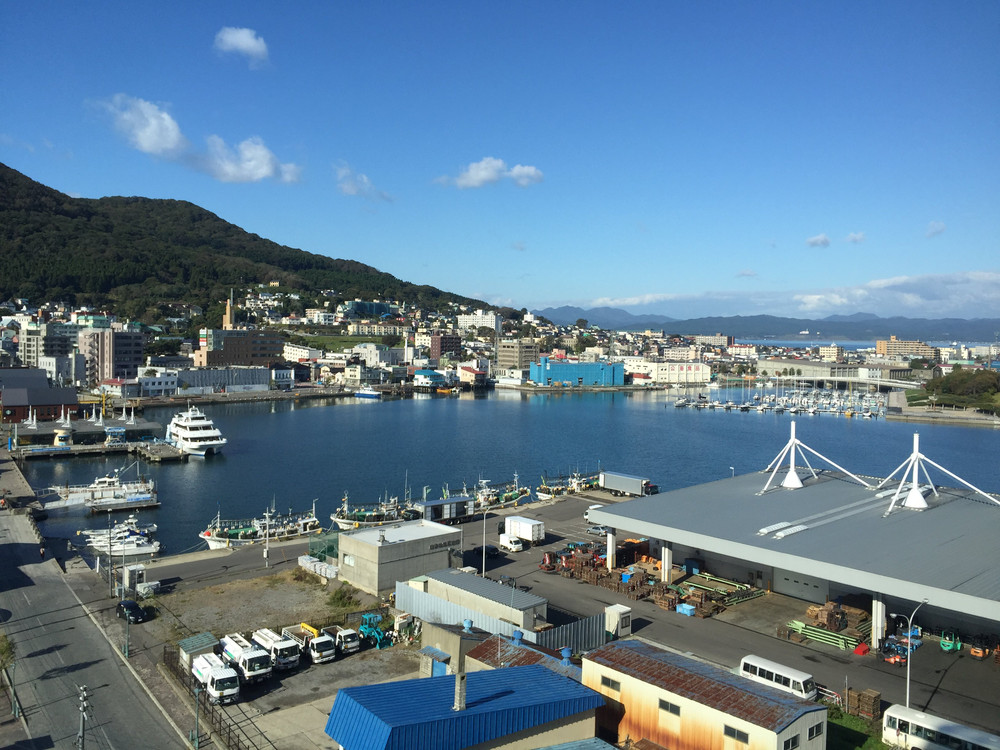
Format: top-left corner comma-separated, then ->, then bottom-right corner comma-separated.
534,306 -> 1000,343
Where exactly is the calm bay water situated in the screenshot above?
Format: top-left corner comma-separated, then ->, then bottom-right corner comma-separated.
25,388 -> 1000,557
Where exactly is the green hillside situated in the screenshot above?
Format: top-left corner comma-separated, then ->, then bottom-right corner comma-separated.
0,162 -> 482,323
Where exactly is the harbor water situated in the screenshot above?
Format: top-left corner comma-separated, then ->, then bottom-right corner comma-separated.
23,388 -> 1000,558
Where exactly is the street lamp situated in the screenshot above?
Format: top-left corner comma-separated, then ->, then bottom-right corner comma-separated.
191,686 -> 202,748
481,510 -> 489,578
730,466 -> 735,478
889,599 -> 928,709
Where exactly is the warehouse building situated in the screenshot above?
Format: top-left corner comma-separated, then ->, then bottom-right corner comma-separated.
584,640 -> 827,749
589,424 -> 1000,640
529,357 -> 625,387
337,520 -> 461,596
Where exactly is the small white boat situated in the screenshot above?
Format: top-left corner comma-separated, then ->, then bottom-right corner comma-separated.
78,514 -> 157,541
166,404 -> 227,456
354,386 -> 381,400
42,462 -> 158,512
86,532 -> 161,557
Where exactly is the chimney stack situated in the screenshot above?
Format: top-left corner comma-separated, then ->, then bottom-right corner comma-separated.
452,671 -> 467,712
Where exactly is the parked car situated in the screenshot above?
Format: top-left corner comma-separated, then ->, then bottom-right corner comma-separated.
473,544 -> 502,559
587,525 -> 610,536
116,599 -> 147,623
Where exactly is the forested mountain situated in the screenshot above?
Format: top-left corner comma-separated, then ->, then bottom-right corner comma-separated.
0,163 -> 482,322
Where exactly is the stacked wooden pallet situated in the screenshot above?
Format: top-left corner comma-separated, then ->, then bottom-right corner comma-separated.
846,688 -> 881,720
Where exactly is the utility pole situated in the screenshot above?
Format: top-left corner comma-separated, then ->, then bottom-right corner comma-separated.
75,684 -> 89,749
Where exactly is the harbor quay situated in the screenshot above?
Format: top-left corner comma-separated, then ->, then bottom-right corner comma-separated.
4,435 -> 1000,747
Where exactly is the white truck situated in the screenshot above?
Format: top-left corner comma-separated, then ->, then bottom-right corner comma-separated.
498,533 -> 523,553
191,653 -> 240,704
599,471 -> 658,497
251,627 -> 301,670
505,516 -> 545,546
219,633 -> 272,684
281,623 -> 337,664
584,504 -> 605,522
321,625 -> 361,655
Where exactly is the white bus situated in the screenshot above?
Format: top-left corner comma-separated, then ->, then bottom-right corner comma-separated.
882,704 -> 1000,750
738,655 -> 817,700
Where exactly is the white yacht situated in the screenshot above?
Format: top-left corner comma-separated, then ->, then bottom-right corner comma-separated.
165,404 -> 227,457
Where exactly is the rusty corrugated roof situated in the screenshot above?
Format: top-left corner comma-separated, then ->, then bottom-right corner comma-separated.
585,641 -> 823,732
468,635 -> 581,680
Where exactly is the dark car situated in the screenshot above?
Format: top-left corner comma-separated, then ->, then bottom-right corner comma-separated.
473,544 -> 502,559
116,599 -> 147,623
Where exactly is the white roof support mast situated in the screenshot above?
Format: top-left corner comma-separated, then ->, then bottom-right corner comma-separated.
761,422 -> 873,494
879,432 -> 1000,516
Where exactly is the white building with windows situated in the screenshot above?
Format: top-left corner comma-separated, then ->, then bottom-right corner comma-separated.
456,310 -> 501,334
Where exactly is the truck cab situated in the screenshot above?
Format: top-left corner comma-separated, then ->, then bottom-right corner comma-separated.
191,653 -> 240,704
251,628 -> 301,670
498,533 -> 523,552
219,634 -> 272,684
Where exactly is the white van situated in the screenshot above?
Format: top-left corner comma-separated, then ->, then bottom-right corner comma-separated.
584,505 -> 605,522
498,533 -> 523,553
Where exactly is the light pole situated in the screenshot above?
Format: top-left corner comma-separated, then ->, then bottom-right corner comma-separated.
889,599 -> 928,709
481,510 -> 488,578
191,686 -> 202,748
729,466 -> 735,478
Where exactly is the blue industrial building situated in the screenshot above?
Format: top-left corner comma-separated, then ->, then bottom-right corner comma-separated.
529,357 -> 625,387
325,664 -> 605,750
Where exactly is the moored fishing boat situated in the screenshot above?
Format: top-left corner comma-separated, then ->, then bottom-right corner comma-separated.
40,462 -> 158,512
199,500 -> 323,549
330,493 -> 404,529
354,385 -> 381,400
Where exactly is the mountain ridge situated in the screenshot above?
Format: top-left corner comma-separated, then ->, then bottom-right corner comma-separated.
0,162 -> 483,323
534,306 -> 1000,342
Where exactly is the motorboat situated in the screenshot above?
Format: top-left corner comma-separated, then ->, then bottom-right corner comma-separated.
165,404 -> 227,456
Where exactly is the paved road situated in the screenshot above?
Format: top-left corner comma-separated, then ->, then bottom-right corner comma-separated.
467,493 -> 1000,735
0,512 -> 186,749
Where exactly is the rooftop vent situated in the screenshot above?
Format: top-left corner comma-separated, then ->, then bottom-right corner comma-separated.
758,522 -> 792,536
773,524 -> 808,539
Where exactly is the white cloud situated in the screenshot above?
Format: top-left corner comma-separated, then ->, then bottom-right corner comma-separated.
455,157 -> 507,189
335,164 -> 391,201
507,164 -> 544,187
214,27 -> 269,66
846,231 -> 866,243
736,269 -> 757,278
591,292 -> 688,307
106,94 -> 187,156
451,156 -> 544,189
511,241 -> 527,252
569,271 -> 1000,320
204,135 -> 299,183
805,233 -> 831,248
926,221 -> 946,238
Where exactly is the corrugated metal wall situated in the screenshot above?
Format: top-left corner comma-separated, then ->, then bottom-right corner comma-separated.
536,613 -> 606,653
396,586 -> 607,654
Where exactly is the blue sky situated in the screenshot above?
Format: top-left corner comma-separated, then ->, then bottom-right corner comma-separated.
3,2 -> 998,319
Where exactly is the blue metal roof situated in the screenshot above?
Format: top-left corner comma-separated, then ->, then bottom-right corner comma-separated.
418,645 -> 451,663
325,664 -> 604,750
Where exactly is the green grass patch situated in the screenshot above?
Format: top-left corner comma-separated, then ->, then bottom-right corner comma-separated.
826,706 -> 885,750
